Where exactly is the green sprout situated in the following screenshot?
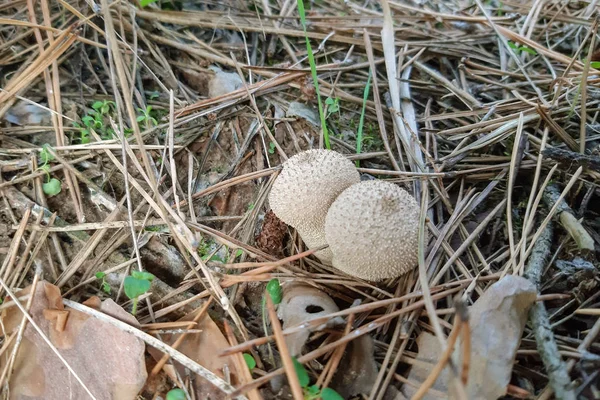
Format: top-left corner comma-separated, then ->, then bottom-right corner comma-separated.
124,270 -> 155,315
95,272 -> 111,294
136,105 -> 158,126
165,388 -> 187,400
293,357 -> 343,400
507,40 -> 537,55
38,144 -> 62,197
268,142 -> 276,154
243,353 -> 256,371
324,97 -> 340,120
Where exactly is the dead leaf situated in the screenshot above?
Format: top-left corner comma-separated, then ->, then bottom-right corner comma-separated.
4,100 -> 51,126
331,335 -> 379,398
255,210 -> 287,258
402,332 -> 449,400
147,307 -> 241,400
276,282 -> 343,356
208,66 -> 243,98
403,275 -> 537,399
0,281 -> 147,400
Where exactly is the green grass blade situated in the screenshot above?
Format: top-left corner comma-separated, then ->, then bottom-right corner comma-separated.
356,70 -> 372,167
296,0 -> 330,149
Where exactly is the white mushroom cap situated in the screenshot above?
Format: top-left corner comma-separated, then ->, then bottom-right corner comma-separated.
324,180 -> 421,281
268,149 -> 360,263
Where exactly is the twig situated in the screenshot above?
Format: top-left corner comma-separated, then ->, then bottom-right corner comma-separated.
542,184 -> 594,253
524,222 -> 576,400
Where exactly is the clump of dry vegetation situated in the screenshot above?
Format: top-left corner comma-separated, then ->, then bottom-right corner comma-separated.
0,0 -> 599,399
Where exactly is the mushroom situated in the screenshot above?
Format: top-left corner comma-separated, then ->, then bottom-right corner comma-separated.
268,149 -> 360,263
324,180 -> 421,281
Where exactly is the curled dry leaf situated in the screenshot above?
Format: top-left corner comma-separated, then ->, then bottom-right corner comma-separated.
403,275 -> 537,400
207,66 -> 243,98
276,282 -> 344,356
331,335 -> 379,398
147,307 -> 241,400
0,281 -> 147,400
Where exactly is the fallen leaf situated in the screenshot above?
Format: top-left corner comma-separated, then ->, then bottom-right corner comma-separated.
147,307 -> 241,400
331,335 -> 379,398
4,100 -> 51,126
403,275 -> 537,399
0,281 -> 147,400
255,210 -> 288,258
208,66 -> 243,98
286,101 -> 320,127
276,282 -> 344,356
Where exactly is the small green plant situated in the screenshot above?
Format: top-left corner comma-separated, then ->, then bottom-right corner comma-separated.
591,61 -> 600,69
243,353 -> 256,371
292,357 -> 343,400
324,97 -> 339,120
507,40 -> 537,55
74,100 -> 116,142
95,272 -> 111,294
268,142 -> 276,154
124,270 -> 154,315
165,388 -> 186,400
136,105 -> 158,126
296,0 -> 330,149
38,144 -> 62,197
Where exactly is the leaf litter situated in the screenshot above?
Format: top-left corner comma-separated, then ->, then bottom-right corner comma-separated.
0,0 -> 599,399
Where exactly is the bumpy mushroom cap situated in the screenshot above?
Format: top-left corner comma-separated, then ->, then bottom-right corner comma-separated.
324,180 -> 420,281
268,149 -> 360,263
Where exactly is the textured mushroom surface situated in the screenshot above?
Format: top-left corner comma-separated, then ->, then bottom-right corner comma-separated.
268,149 -> 360,263
324,180 -> 421,280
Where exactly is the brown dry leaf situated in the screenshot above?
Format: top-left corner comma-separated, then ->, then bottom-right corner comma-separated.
148,307 -> 241,400
0,281 -> 147,400
276,282 -> 343,356
255,210 -> 287,258
403,275 -> 537,400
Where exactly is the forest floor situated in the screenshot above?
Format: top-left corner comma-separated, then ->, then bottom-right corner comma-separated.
0,0 -> 599,399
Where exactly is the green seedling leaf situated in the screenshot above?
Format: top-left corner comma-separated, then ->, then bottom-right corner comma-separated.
43,178 -> 62,196
139,1 -> 158,9
268,142 -> 276,154
266,279 -> 282,305
82,116 -> 95,127
136,115 -> 146,122
292,357 -> 309,388
321,388 -> 344,400
507,41 -> 537,55
92,101 -> 104,111
243,353 -> 256,371
124,276 -> 151,300
149,91 -> 160,100
165,388 -> 187,400
95,272 -> 106,279
131,271 -> 155,281
39,164 -> 50,174
591,61 -> 600,69
101,281 -> 111,294
325,97 -> 339,114
235,249 -> 243,258
307,384 -> 320,395
40,144 -> 54,164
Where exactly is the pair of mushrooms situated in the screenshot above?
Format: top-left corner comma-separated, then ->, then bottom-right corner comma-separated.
268,149 -> 420,281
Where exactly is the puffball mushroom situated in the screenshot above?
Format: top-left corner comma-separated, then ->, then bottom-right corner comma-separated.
268,149 -> 360,263
324,180 -> 421,281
